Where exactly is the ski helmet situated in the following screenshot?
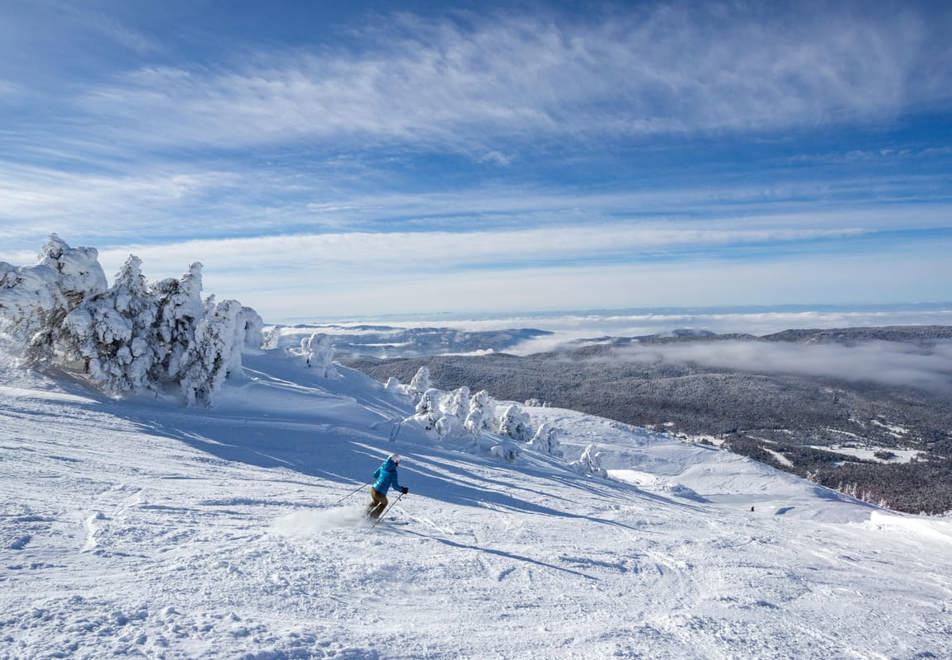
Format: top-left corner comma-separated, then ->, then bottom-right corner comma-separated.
389,453 -> 401,465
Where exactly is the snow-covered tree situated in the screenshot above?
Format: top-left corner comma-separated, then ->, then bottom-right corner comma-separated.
0,261 -> 65,360
0,234 -> 108,362
312,334 -> 337,378
61,255 -> 157,393
151,263 -> 206,385
490,440 -> 521,462
415,388 -> 440,416
415,387 -> 444,430
497,404 -> 533,442
443,386 -> 470,418
0,236 -> 262,405
528,423 -> 563,457
233,306 -> 265,366
434,414 -> 461,439
178,298 -> 262,405
570,444 -> 607,478
297,333 -> 337,378
37,234 -> 108,305
464,389 -> 494,435
260,326 -> 281,350
179,298 -> 252,405
384,376 -> 408,398
0,260 -> 56,333
408,384 -> 481,443
408,366 -> 430,394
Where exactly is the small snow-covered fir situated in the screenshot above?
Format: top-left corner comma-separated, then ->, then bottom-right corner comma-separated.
408,365 -> 430,394
569,443 -> 608,478
389,375 -> 566,465
289,333 -> 338,378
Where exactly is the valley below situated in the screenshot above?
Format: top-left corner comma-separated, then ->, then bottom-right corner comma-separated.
346,326 -> 952,514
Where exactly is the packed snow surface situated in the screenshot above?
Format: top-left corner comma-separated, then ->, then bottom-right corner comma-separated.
2,349 -> 951,658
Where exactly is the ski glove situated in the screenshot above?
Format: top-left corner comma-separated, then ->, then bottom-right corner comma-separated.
401,487 -> 409,495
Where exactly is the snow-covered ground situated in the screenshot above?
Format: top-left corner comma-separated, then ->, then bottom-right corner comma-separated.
809,444 -> 926,464
869,419 -> 911,438
760,446 -> 795,468
2,349 -> 951,658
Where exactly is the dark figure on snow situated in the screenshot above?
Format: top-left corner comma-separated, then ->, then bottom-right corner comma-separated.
367,454 -> 408,519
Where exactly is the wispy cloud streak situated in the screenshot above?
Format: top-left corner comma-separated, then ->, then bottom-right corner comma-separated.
90,225 -> 869,276
2,159 -> 949,244
77,5 -> 952,152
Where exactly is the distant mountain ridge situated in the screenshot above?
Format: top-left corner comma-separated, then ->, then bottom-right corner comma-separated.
267,324 -> 552,358
573,325 -> 952,349
761,325 -> 952,343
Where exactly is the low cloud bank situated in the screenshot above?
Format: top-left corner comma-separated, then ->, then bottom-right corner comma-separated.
495,308 -> 952,355
614,340 -> 952,391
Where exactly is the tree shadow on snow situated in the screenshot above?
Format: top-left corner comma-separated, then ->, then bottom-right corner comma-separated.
77,367 -> 703,531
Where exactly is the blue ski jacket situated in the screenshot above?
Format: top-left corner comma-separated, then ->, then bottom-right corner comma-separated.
372,458 -> 403,496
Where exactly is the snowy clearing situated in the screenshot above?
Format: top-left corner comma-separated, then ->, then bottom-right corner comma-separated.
869,419 -> 910,438
2,350 -> 951,658
809,444 -> 926,464
761,447 -> 795,467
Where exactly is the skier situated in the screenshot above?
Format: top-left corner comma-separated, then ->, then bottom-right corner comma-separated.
367,454 -> 409,520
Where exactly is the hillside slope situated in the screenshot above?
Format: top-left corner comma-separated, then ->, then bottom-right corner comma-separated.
347,330 -> 952,514
1,349 -> 951,658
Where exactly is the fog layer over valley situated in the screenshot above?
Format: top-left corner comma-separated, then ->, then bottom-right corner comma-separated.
284,305 -> 952,356
348,326 -> 952,514
609,332 -> 952,391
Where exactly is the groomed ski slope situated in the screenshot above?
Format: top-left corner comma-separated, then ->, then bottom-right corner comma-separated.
1,349 -> 951,658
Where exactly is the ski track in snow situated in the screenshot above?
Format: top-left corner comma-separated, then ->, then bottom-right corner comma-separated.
1,351 -> 951,658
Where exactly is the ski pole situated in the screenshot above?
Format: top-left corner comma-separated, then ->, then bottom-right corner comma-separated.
372,492 -> 405,528
334,482 -> 369,506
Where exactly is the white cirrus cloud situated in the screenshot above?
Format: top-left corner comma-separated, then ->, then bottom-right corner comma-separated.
2,158 -> 949,247
90,224 -> 869,280
77,4 -> 952,152
0,164 -> 236,217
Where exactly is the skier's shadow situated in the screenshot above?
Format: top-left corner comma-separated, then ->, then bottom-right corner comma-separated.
401,529 -> 599,582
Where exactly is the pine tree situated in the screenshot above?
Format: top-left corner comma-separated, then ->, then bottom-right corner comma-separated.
61,255 -> 158,393
408,366 -> 430,394
497,404 -> 533,442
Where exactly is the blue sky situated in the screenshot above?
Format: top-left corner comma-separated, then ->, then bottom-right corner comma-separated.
1,0 -> 951,321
